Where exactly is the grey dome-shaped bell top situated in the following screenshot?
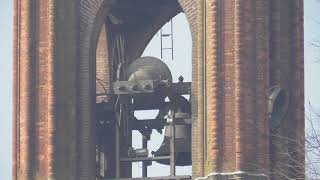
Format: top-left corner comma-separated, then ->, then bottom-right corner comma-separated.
126,56 -> 172,83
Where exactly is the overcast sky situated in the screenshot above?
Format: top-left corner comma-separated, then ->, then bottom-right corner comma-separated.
1,1 -> 320,180
0,1 -> 13,179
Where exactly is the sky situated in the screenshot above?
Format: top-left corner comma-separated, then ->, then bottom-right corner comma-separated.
0,1 -> 319,180
0,0 -> 13,179
305,1 -> 320,110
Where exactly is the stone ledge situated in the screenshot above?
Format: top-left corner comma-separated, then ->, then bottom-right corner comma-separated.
194,171 -> 269,180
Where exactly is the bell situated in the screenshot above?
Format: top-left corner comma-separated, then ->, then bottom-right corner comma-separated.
268,86 -> 289,131
126,56 -> 172,83
126,56 -> 173,109
152,96 -> 192,166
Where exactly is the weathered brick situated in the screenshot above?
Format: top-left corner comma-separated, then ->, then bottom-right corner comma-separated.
13,0 -> 304,179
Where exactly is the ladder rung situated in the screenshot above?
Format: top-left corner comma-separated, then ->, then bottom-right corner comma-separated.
161,34 -> 172,37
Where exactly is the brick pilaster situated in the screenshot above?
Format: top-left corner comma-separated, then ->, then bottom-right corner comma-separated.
13,0 -> 78,179
17,0 -> 37,178
205,0 -> 223,173
269,0 -> 305,179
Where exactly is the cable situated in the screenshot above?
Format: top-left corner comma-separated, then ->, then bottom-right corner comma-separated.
96,78 -> 108,95
96,78 -> 109,102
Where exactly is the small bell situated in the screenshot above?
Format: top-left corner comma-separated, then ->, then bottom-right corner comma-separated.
268,86 -> 289,131
152,96 -> 192,166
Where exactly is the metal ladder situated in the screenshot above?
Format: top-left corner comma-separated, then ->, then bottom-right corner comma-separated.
160,19 -> 174,60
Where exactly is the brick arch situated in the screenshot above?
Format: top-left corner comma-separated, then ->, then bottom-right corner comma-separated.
177,0 -> 203,178
78,0 -> 200,179
122,0 -> 199,62
78,1 -> 108,179
123,9 -> 182,62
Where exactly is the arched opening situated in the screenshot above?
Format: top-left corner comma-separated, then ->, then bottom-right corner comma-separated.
89,0 -> 194,179
131,13 -> 192,178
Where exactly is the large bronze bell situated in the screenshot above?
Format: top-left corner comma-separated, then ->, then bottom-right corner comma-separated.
152,96 -> 192,166
126,56 -> 172,83
126,56 -> 172,109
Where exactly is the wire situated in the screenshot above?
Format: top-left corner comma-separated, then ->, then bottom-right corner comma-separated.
268,85 -> 281,92
96,78 -> 108,95
96,78 -> 109,102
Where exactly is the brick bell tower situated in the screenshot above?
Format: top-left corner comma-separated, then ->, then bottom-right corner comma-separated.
13,0 -> 304,180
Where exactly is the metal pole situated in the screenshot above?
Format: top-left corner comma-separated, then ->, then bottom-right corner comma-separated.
160,28 -> 163,59
169,110 -> 175,176
115,105 -> 122,178
170,19 -> 174,60
115,122 -> 120,178
142,137 -> 148,177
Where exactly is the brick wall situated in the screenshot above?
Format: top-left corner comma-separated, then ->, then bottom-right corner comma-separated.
269,0 -> 304,179
96,24 -> 110,102
13,0 -> 79,179
13,0 -> 304,179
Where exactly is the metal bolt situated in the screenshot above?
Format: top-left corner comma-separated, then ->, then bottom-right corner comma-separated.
131,85 -> 138,91
178,76 -> 184,82
118,86 -> 126,91
143,84 -> 151,90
